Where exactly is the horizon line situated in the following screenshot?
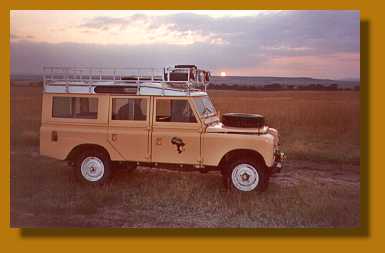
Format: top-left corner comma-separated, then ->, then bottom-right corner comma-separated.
10,72 -> 360,82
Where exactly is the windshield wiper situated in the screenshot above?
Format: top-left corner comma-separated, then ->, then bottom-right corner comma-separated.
202,106 -> 213,117
203,106 -> 212,114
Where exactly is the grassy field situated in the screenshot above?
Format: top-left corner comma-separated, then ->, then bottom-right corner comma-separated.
209,90 -> 360,163
11,86 -> 360,228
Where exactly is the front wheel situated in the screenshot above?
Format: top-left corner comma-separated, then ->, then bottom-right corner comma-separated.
75,150 -> 111,185
224,159 -> 269,192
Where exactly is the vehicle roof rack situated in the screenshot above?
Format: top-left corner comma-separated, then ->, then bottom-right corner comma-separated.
43,65 -> 211,96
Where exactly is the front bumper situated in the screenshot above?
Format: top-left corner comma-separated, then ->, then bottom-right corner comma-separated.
271,150 -> 285,174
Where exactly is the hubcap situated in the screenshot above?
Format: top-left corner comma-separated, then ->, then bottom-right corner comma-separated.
231,163 -> 259,191
80,157 -> 105,182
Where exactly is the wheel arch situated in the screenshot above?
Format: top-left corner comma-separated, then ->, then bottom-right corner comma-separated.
217,149 -> 267,172
66,143 -> 111,163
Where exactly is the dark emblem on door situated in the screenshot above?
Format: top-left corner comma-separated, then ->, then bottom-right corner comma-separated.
171,137 -> 185,154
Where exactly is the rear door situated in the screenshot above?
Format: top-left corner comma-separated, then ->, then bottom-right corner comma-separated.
151,97 -> 202,165
108,95 -> 151,162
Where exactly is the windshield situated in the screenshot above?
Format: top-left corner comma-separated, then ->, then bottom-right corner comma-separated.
193,96 -> 217,118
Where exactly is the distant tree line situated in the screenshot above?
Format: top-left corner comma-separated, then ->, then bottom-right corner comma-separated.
207,83 -> 360,91
11,80 -> 360,92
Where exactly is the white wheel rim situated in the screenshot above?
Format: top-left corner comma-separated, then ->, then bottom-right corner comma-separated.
80,157 -> 105,182
231,163 -> 259,191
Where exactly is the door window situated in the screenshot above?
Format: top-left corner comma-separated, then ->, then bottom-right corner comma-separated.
111,98 -> 147,121
156,99 -> 196,123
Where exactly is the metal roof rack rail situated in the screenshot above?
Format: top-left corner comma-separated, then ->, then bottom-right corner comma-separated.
43,65 -> 211,96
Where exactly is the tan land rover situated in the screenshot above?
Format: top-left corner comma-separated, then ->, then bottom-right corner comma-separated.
40,65 -> 284,192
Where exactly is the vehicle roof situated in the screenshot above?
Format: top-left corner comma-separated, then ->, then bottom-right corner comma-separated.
44,81 -> 209,97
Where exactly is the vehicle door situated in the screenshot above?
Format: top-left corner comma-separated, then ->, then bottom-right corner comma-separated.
151,97 -> 202,165
108,95 -> 151,162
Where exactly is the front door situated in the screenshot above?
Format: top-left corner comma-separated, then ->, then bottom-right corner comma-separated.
108,95 -> 151,162
151,97 -> 202,165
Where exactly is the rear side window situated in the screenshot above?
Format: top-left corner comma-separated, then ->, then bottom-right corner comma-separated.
156,99 -> 196,123
111,98 -> 147,121
52,97 -> 98,119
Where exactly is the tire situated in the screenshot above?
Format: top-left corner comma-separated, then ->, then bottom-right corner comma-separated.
222,113 -> 265,128
223,158 -> 269,192
75,150 -> 111,185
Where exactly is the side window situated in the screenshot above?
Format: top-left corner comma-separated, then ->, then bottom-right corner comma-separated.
52,97 -> 98,119
111,98 -> 147,121
156,99 -> 196,123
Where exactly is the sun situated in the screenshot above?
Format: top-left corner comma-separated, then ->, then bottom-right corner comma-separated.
220,71 -> 227,77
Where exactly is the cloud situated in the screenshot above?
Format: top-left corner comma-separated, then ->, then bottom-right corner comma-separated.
79,14 -> 149,31
78,14 -> 228,45
10,40 -> 264,70
74,11 -> 359,53
10,11 -> 360,78
11,33 -> 35,41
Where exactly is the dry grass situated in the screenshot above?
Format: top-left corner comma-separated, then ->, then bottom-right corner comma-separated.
10,86 -> 360,228
209,90 -> 360,163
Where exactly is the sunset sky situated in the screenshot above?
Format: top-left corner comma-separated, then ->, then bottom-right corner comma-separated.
10,10 -> 360,79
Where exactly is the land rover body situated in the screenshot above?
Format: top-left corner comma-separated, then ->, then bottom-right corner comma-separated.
40,65 -> 284,192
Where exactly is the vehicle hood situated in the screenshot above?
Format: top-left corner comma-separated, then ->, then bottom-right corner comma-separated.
206,122 -> 269,134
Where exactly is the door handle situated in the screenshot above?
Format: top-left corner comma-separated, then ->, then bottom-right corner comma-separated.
156,137 -> 162,145
111,134 -> 118,142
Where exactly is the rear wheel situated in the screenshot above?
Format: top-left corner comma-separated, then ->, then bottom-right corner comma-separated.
75,150 -> 111,185
224,158 -> 269,192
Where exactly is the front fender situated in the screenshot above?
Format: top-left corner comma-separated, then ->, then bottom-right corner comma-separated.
202,133 -> 275,167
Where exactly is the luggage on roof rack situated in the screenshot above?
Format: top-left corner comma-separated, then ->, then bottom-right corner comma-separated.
174,65 -> 197,69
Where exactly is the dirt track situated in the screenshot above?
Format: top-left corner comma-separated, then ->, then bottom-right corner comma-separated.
11,147 -> 360,228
